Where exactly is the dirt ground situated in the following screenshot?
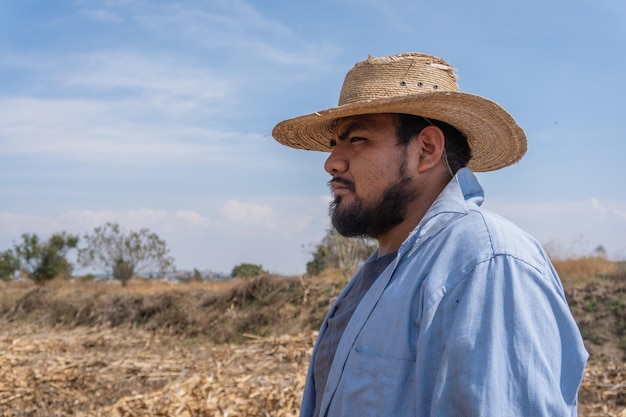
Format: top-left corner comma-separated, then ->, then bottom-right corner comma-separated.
0,323 -> 624,417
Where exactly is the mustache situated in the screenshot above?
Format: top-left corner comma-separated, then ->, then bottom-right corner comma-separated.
328,177 -> 356,193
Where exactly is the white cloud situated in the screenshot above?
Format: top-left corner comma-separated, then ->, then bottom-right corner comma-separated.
0,0 -> 342,177
614,207 -> 626,221
0,212 -> 53,238
589,197 -> 606,214
0,4 -> 336,167
73,0 -> 337,70
65,51 -> 233,103
221,200 -> 275,229
0,96 -> 264,164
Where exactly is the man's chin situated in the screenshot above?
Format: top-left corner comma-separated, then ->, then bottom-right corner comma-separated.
329,199 -> 350,219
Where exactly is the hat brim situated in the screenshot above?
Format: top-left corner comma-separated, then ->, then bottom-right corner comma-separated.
272,91 -> 526,172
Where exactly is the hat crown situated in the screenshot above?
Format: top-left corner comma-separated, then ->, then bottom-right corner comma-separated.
338,53 -> 459,106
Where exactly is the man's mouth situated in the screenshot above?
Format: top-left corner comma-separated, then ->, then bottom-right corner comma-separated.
328,177 -> 355,196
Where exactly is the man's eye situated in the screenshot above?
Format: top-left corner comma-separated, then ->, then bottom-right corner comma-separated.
329,139 -> 337,148
350,137 -> 365,143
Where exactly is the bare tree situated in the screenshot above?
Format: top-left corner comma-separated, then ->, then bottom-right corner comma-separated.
78,222 -> 174,286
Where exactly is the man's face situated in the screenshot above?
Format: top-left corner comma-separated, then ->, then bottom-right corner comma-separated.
325,114 -> 418,239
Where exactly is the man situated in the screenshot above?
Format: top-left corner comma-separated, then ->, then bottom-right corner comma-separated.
272,52 -> 587,416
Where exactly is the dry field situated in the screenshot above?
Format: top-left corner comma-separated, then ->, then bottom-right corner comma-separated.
0,323 -> 624,416
0,323 -> 312,416
1,259 -> 625,416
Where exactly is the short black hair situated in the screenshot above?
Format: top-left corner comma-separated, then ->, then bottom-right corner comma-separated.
394,113 -> 472,174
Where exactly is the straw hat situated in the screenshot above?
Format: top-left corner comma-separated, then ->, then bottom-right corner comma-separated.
272,52 -> 526,172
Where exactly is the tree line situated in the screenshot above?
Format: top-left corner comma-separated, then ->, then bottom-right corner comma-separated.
0,222 -> 173,286
0,224 -> 376,284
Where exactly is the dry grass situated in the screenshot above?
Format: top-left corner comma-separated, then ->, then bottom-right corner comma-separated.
552,256 -> 624,286
0,275 -> 330,343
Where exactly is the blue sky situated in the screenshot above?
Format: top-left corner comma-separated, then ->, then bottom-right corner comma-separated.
0,0 -> 624,275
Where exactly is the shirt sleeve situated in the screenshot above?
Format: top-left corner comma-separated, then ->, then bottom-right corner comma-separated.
418,254 -> 587,417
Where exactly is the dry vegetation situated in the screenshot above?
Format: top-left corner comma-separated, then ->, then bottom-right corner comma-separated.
0,258 -> 625,416
0,323 -> 313,416
552,256 -> 623,287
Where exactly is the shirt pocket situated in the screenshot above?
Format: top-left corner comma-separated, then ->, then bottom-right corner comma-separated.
335,348 -> 415,416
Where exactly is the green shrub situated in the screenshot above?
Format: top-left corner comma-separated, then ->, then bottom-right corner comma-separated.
231,263 -> 266,278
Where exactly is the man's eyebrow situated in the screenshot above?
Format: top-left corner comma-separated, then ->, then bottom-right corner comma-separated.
336,121 -> 370,141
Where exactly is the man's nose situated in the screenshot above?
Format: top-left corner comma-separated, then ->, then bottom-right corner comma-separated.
324,147 -> 348,175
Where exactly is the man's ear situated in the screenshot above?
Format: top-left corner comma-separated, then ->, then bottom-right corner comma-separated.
415,125 -> 446,174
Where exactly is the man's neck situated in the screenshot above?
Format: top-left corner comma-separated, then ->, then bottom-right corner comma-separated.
376,174 -> 451,256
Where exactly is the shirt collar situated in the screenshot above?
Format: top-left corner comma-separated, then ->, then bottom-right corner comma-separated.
399,168 -> 484,256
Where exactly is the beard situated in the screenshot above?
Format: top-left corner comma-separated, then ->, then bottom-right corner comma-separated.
329,161 -> 417,239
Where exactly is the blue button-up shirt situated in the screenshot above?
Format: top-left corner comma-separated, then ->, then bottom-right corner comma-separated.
301,168 -> 588,417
